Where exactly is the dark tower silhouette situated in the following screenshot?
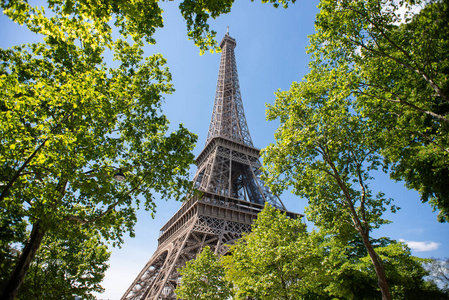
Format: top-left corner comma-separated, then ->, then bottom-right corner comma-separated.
122,32 -> 301,300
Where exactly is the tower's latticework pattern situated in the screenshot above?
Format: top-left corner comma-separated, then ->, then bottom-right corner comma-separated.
122,33 -> 302,300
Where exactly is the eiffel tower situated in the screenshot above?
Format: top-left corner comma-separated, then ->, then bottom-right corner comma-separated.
121,31 -> 301,300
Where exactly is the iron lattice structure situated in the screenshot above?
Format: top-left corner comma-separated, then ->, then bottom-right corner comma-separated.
122,33 -> 301,300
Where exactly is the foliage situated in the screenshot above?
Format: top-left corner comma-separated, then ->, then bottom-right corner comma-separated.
357,1 -> 449,222
227,204 -> 326,300
376,243 -> 446,299
0,197 -> 27,281
321,234 -> 448,299
175,246 -> 232,300
179,0 -> 296,53
1,0 -> 296,54
0,36 -> 197,236
15,229 -> 109,300
262,49 -> 397,298
0,33 -> 198,297
0,209 -> 109,299
174,206 -> 448,300
308,0 -> 449,221
262,1 -> 449,297
0,25 -> 196,273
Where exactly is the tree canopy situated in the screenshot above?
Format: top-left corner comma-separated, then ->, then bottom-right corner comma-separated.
262,65 -> 396,298
261,0 -> 449,298
227,204 -> 325,300
176,205 -> 447,299
306,0 -> 449,221
0,24 -> 196,300
175,246 -> 232,300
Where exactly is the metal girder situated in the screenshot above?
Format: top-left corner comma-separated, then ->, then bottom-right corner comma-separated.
206,34 -> 253,147
193,137 -> 286,210
121,207 -> 254,300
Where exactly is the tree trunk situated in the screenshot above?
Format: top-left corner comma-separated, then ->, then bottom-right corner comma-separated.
358,228 -> 392,300
322,147 -> 392,300
0,222 -> 46,300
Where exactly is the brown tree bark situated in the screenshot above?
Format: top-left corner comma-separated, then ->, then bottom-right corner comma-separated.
358,228 -> 392,300
321,146 -> 392,300
341,186 -> 392,300
340,183 -> 392,300
0,222 -> 46,300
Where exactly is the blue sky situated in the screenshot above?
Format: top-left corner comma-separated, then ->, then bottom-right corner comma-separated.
1,1 -> 448,299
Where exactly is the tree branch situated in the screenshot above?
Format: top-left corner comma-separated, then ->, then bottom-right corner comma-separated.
359,82 -> 449,124
0,138 -> 49,203
64,173 -> 147,226
344,6 -> 448,103
1,106 -> 77,203
352,150 -> 369,235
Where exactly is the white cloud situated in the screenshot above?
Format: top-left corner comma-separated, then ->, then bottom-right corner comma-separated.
399,239 -> 441,252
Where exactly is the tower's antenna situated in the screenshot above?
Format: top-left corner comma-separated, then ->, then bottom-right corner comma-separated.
227,26 -> 229,35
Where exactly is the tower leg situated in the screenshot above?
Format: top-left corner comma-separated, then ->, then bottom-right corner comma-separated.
122,213 -> 251,300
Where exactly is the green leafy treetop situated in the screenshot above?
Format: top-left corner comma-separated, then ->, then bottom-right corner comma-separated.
0,0 -> 197,298
262,52 -> 398,298
227,204 -> 325,300
308,0 -> 449,222
175,246 -> 232,300
261,0 -> 449,296
0,30 -> 197,300
175,205 -> 449,300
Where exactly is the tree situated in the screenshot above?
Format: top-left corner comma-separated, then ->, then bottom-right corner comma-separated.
262,60 -> 398,299
0,38 -> 196,299
175,246 -> 232,300
0,4 -> 197,299
262,0 -> 449,296
13,229 -> 109,300
227,204 -> 326,300
322,234 -> 448,299
307,0 -> 449,221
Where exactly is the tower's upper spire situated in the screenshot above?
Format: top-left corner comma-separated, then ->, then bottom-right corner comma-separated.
206,33 -> 254,147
